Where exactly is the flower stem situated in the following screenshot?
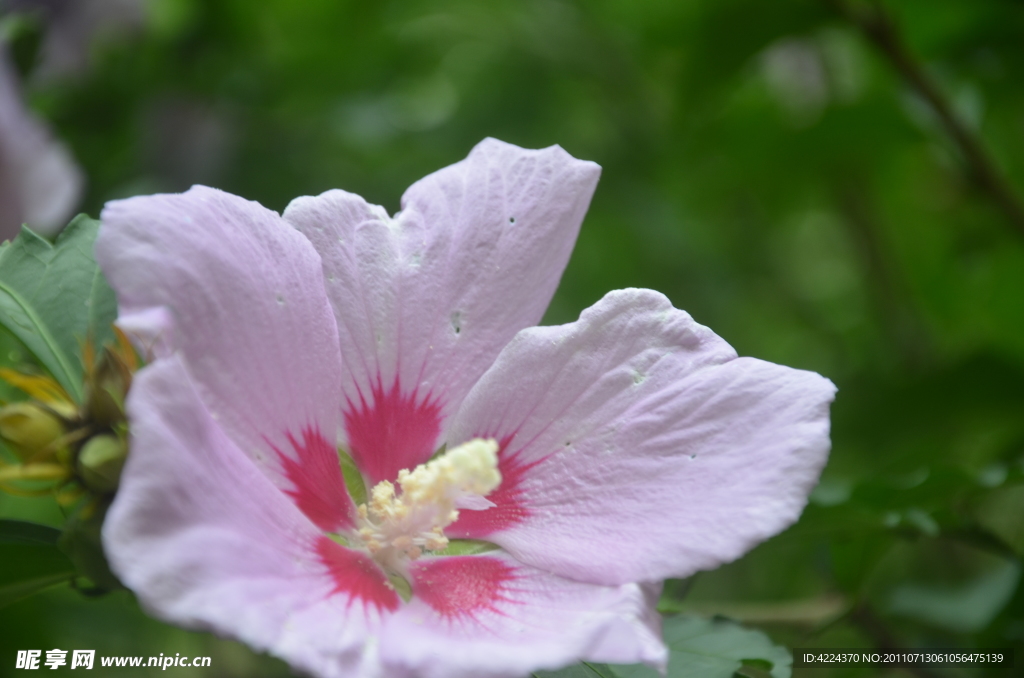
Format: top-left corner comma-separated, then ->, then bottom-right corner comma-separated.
825,0 -> 1024,240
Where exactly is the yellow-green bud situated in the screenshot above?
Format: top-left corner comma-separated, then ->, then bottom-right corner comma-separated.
0,402 -> 67,462
78,434 -> 127,493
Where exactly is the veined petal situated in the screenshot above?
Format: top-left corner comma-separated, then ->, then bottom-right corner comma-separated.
97,186 -> 352,530
379,553 -> 665,678
284,138 -> 600,484
104,358 -> 396,678
447,289 -> 836,585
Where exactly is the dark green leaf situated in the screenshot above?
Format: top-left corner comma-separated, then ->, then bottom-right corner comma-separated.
0,519 -> 75,608
0,216 -> 117,401
733,666 -> 773,678
739,659 -> 773,671
58,498 -> 123,593
0,518 -> 64,546
735,658 -> 775,678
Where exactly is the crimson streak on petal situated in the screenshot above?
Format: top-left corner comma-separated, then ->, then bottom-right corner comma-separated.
411,556 -> 517,620
448,436 -> 544,538
316,536 -> 401,613
344,376 -> 443,485
277,428 -> 354,531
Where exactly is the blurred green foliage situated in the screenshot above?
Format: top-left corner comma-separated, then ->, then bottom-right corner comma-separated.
2,0 -> 1023,675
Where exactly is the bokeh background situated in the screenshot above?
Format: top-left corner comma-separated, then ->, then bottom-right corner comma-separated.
1,0 -> 1023,676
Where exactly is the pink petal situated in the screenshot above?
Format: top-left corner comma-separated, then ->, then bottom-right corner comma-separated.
0,50 -> 83,239
104,358 -> 396,678
98,186 -> 353,530
447,288 -> 836,585
284,138 -> 600,484
379,553 -> 666,678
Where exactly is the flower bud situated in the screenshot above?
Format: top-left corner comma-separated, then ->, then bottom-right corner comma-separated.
0,402 -> 67,462
78,434 -> 127,493
85,347 -> 133,428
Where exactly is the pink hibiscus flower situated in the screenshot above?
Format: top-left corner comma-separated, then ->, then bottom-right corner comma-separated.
96,139 -> 835,678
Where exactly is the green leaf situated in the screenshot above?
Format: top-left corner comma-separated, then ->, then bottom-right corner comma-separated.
610,615 -> 792,678
0,325 -> 34,399
0,519 -> 76,608
878,541 -> 1021,634
974,483 -> 1024,557
0,216 -> 117,402
534,662 -> 619,678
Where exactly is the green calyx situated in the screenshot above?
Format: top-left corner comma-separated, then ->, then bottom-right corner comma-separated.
387,572 -> 413,602
434,539 -> 500,556
337,447 -> 367,506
